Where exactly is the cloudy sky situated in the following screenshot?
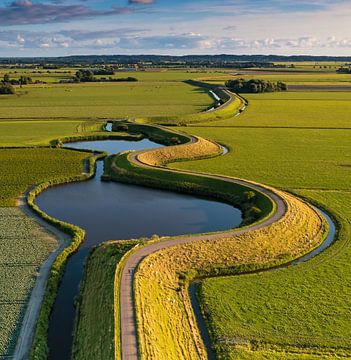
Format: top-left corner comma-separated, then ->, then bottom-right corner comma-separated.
0,0 -> 351,57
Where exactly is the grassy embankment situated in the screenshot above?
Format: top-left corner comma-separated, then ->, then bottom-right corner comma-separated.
72,241 -> 138,360
173,87 -> 351,358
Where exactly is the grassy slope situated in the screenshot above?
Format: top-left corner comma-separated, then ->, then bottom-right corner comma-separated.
72,241 -> 137,360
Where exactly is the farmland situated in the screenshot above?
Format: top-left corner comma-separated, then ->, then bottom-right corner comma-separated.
0,74 -> 213,120
0,64 -> 350,360
0,148 -> 88,206
0,208 -> 57,356
173,74 -> 351,358
196,91 -> 351,128
0,120 -> 103,147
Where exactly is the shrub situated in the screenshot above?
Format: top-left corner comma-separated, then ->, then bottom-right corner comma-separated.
225,79 -> 288,93
0,83 -> 15,94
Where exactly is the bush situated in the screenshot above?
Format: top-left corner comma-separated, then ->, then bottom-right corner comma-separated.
0,83 -> 15,94
226,79 -> 288,93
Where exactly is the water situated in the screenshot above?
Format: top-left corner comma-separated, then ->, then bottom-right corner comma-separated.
35,138 -> 242,360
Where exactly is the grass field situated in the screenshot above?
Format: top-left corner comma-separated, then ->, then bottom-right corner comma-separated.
0,207 -> 57,356
173,127 -> 350,190
173,81 -> 351,358
200,190 -> 351,359
196,91 -> 351,128
0,120 -> 103,147
0,76 -> 213,120
0,148 -> 88,206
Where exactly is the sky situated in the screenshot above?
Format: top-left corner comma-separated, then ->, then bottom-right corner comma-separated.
0,0 -> 351,57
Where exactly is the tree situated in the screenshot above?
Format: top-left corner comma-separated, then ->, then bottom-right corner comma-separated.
3,74 -> 10,83
225,79 -> 288,93
0,83 -> 15,94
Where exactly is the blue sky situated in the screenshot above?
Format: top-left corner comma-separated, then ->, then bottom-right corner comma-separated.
0,0 -> 350,56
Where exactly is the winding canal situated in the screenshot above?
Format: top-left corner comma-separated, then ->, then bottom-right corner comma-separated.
35,137 -> 243,359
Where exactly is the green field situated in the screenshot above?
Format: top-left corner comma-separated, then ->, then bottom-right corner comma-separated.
0,73 -> 213,120
0,208 -> 57,356
0,148 -> 88,206
173,127 -> 350,190
200,190 -> 351,358
173,79 -> 351,358
1,66 -> 350,359
0,120 -> 103,147
196,91 -> 351,128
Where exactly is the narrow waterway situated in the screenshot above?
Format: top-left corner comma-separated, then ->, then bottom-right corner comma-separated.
35,138 -> 243,360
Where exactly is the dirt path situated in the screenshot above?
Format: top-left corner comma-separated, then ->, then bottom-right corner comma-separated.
119,139 -> 287,360
13,194 -> 71,360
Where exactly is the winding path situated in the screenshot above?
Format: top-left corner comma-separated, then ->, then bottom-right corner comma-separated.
119,135 -> 288,360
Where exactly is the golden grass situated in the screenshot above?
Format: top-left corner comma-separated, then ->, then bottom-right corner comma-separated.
134,190 -> 328,360
136,136 -> 221,167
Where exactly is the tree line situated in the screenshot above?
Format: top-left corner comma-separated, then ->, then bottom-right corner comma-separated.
60,69 -> 138,83
225,79 -> 288,93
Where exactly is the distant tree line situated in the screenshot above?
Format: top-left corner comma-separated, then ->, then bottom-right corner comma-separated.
0,74 -> 16,94
2,73 -> 33,85
61,69 -> 138,83
225,79 -> 288,93
336,67 -> 351,74
3,54 -> 351,67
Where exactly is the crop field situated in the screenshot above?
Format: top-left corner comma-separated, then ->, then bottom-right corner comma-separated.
0,68 -> 225,84
0,148 -> 88,206
0,120 -> 102,147
0,73 -> 213,120
200,190 -> 351,359
196,91 -> 351,128
0,207 -> 57,356
173,77 -> 351,358
174,127 -> 350,190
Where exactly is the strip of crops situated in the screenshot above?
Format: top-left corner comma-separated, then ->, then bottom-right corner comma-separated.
0,148 -> 88,206
0,208 -> 57,357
